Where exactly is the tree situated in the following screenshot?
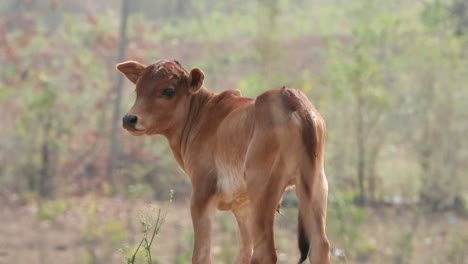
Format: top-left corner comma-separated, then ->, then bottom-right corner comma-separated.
107,0 -> 130,193
323,1 -> 401,205
404,0 -> 468,210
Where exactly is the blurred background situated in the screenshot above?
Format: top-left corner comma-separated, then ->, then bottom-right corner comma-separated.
0,0 -> 467,263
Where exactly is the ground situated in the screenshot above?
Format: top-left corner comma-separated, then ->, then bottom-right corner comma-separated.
0,196 -> 466,264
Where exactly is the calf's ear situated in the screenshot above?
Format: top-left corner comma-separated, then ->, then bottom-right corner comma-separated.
188,68 -> 205,94
116,61 -> 146,84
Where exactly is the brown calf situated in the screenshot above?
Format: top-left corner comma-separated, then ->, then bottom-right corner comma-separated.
117,59 -> 331,264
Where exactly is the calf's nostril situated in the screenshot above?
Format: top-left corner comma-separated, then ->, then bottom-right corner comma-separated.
128,115 -> 137,124
123,115 -> 138,126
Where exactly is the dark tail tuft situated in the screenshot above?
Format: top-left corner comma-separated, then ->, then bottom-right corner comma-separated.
298,214 -> 310,263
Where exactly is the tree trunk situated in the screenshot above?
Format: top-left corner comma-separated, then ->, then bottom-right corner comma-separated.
107,0 -> 130,194
255,0 -> 280,77
356,95 -> 366,206
39,121 -> 52,198
175,0 -> 187,16
418,75 -> 435,208
367,143 -> 381,204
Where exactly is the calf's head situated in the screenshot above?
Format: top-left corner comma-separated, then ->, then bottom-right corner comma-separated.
116,60 -> 204,136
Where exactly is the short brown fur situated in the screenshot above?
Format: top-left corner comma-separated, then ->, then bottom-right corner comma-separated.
117,59 -> 331,264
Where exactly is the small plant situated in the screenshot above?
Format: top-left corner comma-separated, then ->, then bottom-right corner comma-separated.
35,199 -> 68,223
80,194 -> 127,264
445,233 -> 468,264
393,230 -> 414,264
173,229 -> 194,264
216,214 -> 237,263
327,193 -> 370,260
123,190 -> 174,264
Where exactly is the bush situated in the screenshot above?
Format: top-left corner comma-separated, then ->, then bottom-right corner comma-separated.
327,193 -> 374,260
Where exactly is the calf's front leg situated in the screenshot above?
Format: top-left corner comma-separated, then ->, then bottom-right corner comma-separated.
190,191 -> 215,264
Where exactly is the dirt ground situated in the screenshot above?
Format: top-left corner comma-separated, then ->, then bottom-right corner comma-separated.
0,196 -> 466,264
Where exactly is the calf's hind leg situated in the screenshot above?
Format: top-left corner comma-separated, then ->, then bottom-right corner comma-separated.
247,178 -> 285,264
243,139 -> 288,263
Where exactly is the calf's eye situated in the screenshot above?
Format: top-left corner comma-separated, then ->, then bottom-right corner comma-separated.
161,87 -> 175,97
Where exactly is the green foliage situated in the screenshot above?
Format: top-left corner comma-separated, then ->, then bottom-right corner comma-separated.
126,184 -> 155,200
172,229 -> 194,264
0,86 -> 13,103
35,199 -> 68,223
215,214 -> 237,263
102,220 -> 128,245
327,193 -> 373,259
445,233 -> 468,264
78,194 -> 127,263
237,73 -> 271,97
153,1 -> 352,42
81,196 -> 127,245
421,0 -> 450,30
393,230 -> 415,264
